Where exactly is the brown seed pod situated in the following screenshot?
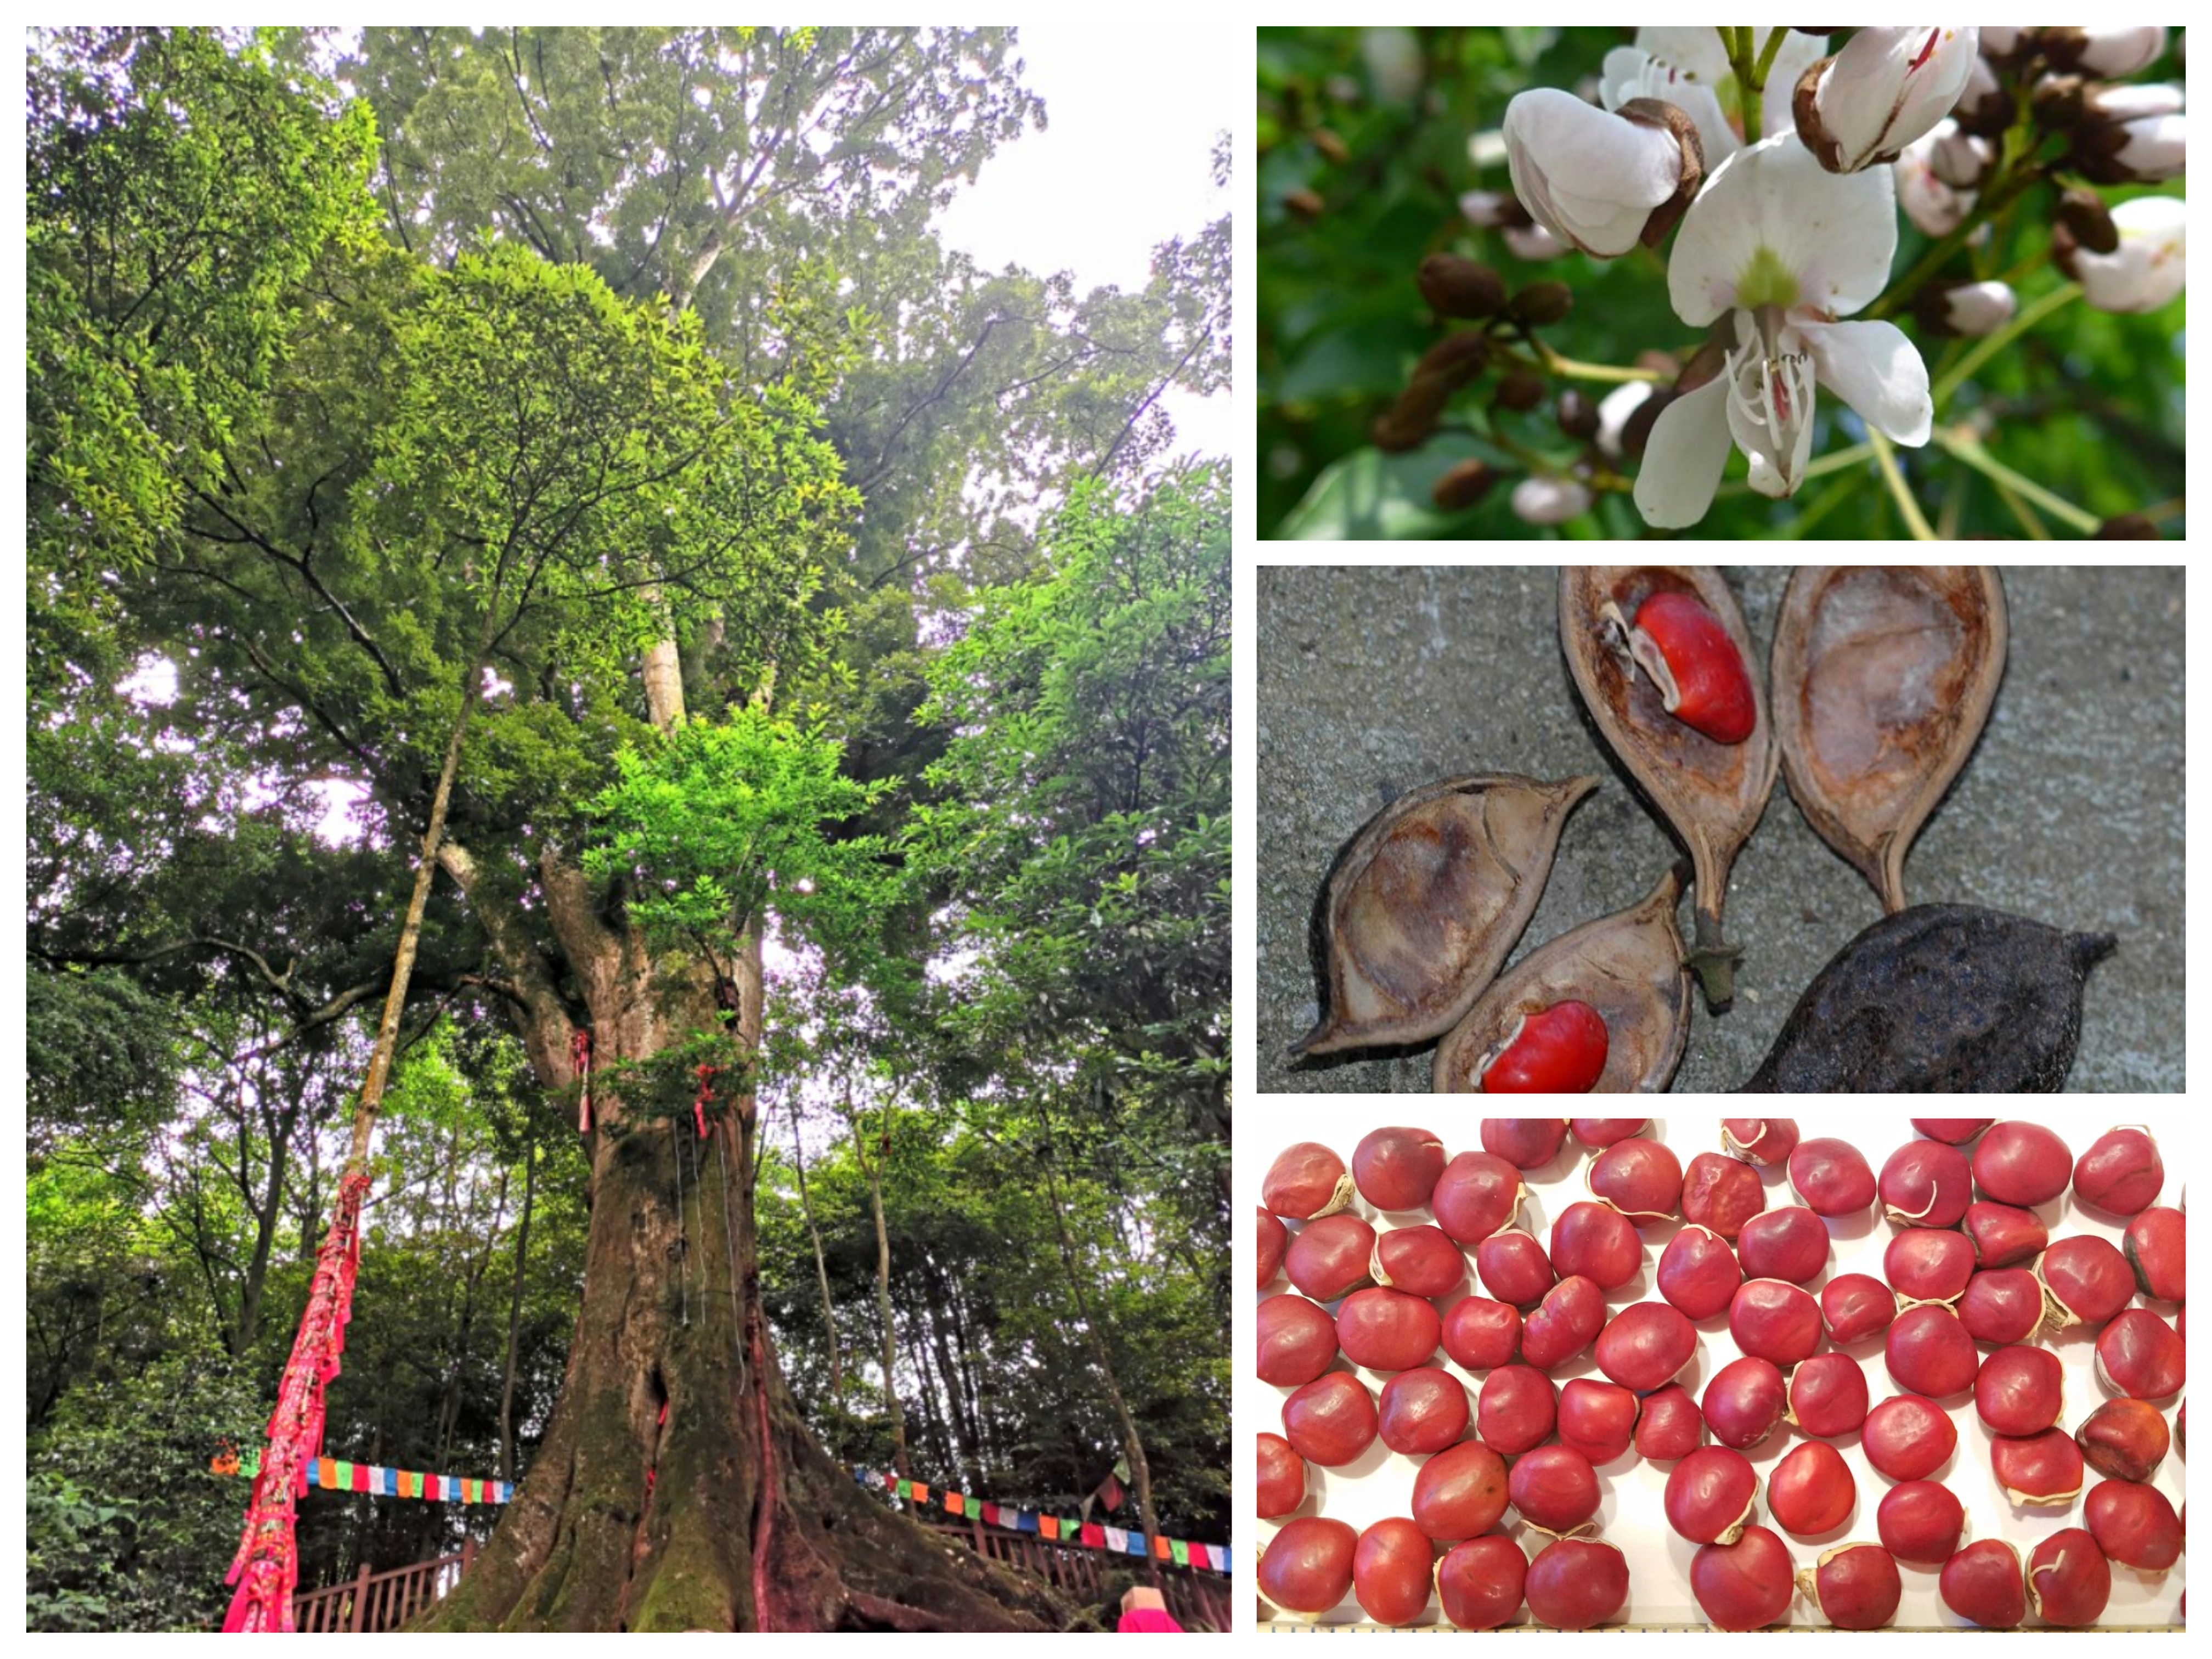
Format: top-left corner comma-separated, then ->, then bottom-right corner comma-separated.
1296,774 -> 1597,1058
1434,866 -> 1693,1093
1770,566 -> 2008,915
1559,568 -> 1776,1011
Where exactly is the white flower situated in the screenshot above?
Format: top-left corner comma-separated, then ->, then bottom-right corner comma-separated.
1600,29 -> 1828,170
1938,280 -> 2018,336
1503,223 -> 1572,262
1895,120 -> 1977,235
1596,381 -> 1657,460
2114,113 -> 2187,180
1635,134 -> 1932,529
2069,195 -> 2186,314
2079,101 -> 2187,183
2046,27 -> 2169,78
1799,27 -> 1982,173
2085,84 -> 2186,123
1503,89 -> 1702,258
1511,476 -> 1594,526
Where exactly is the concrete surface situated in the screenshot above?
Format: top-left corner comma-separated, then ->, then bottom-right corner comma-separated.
1257,565 -> 2185,1093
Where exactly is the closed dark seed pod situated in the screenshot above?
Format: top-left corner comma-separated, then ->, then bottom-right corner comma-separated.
1621,390 -> 1674,459
1558,389 -> 1599,440
1510,281 -> 1574,327
2094,515 -> 2160,540
2056,188 -> 2121,256
1418,253 -> 1509,320
1741,906 -> 2115,1092
1432,459 -> 1500,513
1496,368 -> 1545,412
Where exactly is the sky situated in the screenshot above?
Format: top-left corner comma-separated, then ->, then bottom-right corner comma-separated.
930,25 -> 1235,466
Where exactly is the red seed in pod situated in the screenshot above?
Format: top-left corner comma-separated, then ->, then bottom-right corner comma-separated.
2084,1476 -> 2183,1570
1480,1117 -> 1570,1170
1259,1515 -> 1357,1616
2124,1205 -> 2185,1301
1265,1142 -> 1355,1220
1258,1431 -> 1307,1519
1257,1293 -> 1338,1387
1476,1363 -> 1557,1456
1720,1118 -> 1798,1164
1729,1279 -> 1822,1367
1738,1205 -> 1830,1284
1353,1516 -> 1436,1627
1508,1442 -> 1602,1531
1957,1267 -> 2044,1345
1971,1121 -> 2072,1207
2095,1307 -> 2185,1401
1635,1382 -> 1705,1460
1520,1274 -> 1607,1372
1974,1344 -> 2065,1436
1410,1439 -> 1508,1541
1768,1440 -> 1855,1536
1587,1135 -> 1683,1222
1557,1378 -> 1638,1465
1690,1524 -> 1795,1630
1570,1117 -> 1649,1148
1440,1294 -> 1519,1370
1627,589 -> 1757,742
1285,1211 -> 1376,1301
1666,1444 -> 1761,1544
1431,1150 -> 1526,1244
1372,1223 -> 1463,1297
1376,1365 -> 1469,1456
1912,1118 -> 1994,1144
1524,1537 -> 1629,1630
1884,1303 -> 1978,1397
1473,1227 -> 1555,1308
1879,1139 -> 1974,1227
1658,1224 -> 1743,1321
1787,1137 -> 1877,1217
2075,1396 -> 2170,1483
1990,1425 -> 2084,1505
1819,1273 -> 1895,1344
1548,1200 -> 1641,1290
2035,1234 -> 2134,1329
1939,1538 -> 2027,1629
1877,1480 -> 1965,1564
1785,1352 -> 1869,1438
1258,1206 -> 1288,1290
1861,1393 -> 1956,1481
1681,1152 -> 1764,1239
1702,1356 -> 1788,1451
2025,1528 -> 2111,1627
1436,1534 -> 1527,1631
1798,1541 -> 1900,1630
1480,1001 -> 1609,1093
2072,1125 -> 2163,1215
1595,1300 -> 1697,1392
1282,1371 -> 1378,1466
1352,1125 -> 1448,1212
1962,1200 -> 2046,1268
1336,1286 -> 1442,1374
1884,1227 -> 1974,1305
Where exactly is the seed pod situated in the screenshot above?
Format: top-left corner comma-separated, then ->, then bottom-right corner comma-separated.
1560,568 -> 1775,1011
1740,906 -> 2115,1091
1296,773 -> 1596,1058
1417,253 -> 1509,320
1432,458 -> 1500,513
1557,388 -> 1599,439
1509,280 -> 1573,327
1434,866 -> 1693,1093
2057,187 -> 2122,256
1770,566 -> 2008,916
1495,366 -> 1546,411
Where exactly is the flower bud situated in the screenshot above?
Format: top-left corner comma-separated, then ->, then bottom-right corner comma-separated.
1979,27 -> 2031,61
1432,459 -> 1501,512
1953,55 -> 2012,136
2058,187 -> 2122,255
2094,515 -> 2161,539
2076,110 -> 2187,183
1460,189 -> 1533,229
1495,367 -> 1547,411
1931,125 -> 1995,188
2033,74 -> 2087,131
1510,476 -> 1593,526
2061,194 -> 2186,314
1504,223 -> 1572,262
1797,28 -> 1982,173
1620,388 -> 1675,460
2044,27 -> 2169,79
1595,382 -> 1655,460
1509,281 -> 1575,327
1915,279 -> 2018,337
2084,83 -> 2186,123
1558,388 -> 1600,441
1895,122 -> 1978,236
1418,255 -> 1509,320
1503,88 -> 1704,258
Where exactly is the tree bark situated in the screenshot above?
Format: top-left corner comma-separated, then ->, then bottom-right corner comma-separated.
499,1139 -> 537,1483
786,1096 -> 844,1435
844,1098 -> 910,1481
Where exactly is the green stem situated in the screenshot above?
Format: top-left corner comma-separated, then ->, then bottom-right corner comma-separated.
1523,339 -> 1668,384
1751,26 -> 1790,89
1989,475 -> 2052,540
1934,427 -> 2102,534
1933,282 -> 2081,409
1870,168 -> 2044,321
1870,430 -> 1937,540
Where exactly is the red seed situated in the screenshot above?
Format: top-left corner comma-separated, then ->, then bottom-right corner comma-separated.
1799,1542 -> 1900,1630
1721,1118 -> 1799,1164
1508,1442 -> 1601,1531
1431,1150 -> 1526,1245
1877,1480 -> 1965,1564
1352,1125 -> 1448,1211
1570,1117 -> 1648,1148
2075,1396 -> 2171,1483
1691,1524 -> 1794,1630
1787,1137 -> 1877,1217
1738,1204 -> 1830,1283
1940,1538 -> 2027,1629
1658,1223 -> 1743,1321
1258,1432 -> 1307,1518
1557,1378 -> 1639,1465
1259,1516 -> 1356,1615
1436,1535 -> 1527,1630
1525,1537 -> 1629,1630
1595,1300 -> 1697,1392
1410,1439 -> 1508,1541
1768,1440 -> 1855,1536
1476,1363 -> 1557,1456
1587,1134 -> 1683,1221
2085,1477 -> 2183,1570
1990,1425 -> 2084,1505
2124,1205 -> 2185,1301
1480,1001 -> 1608,1093
1440,1294 -> 1520,1371
1371,1222 -> 1463,1297
1883,1227 -> 1974,1305
1962,1199 -> 2047,1267
1376,1366 -> 1469,1457
1666,1444 -> 1760,1544
1549,1200 -> 1642,1290
2072,1125 -> 2164,1215
1702,1356 -> 1787,1451
1257,1293 -> 1337,1387
1884,1302 -> 1978,1397
2035,1234 -> 2134,1328
2026,1528 -> 2111,1626
1819,1272 -> 1895,1344
1862,1394 -> 1956,1481
1879,1139 -> 1974,1227
1479,1116 -> 1571,1168
1257,1205 -> 1288,1290
1336,1286 -> 1442,1373
1628,590 -> 1756,744
1974,1344 -> 2065,1436
1972,1121 -> 2072,1207
1473,1226 -> 1556,1308
1282,1371 -> 1378,1466
1634,1382 -> 1705,1461
1957,1267 -> 2044,1345
2095,1307 -> 2185,1401
1520,1274 -> 1607,1372
1729,1278 -> 1822,1367
1353,1516 -> 1436,1627
1285,1211 -> 1376,1302
1784,1352 -> 1869,1438
1912,1118 -> 1994,1144
1681,1150 -> 1765,1239
1263,1142 -> 1353,1220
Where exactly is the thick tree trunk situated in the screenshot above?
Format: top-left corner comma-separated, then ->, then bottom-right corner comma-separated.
415,875 -> 1058,1631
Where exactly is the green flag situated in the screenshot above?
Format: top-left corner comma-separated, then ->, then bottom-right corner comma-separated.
1170,1538 -> 1190,1567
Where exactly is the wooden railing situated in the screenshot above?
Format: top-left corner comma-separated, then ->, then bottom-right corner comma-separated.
919,1520 -> 1231,1633
291,1541 -> 473,1632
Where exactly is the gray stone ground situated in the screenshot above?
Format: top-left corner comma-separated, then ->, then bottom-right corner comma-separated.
1257,565 -> 2185,1093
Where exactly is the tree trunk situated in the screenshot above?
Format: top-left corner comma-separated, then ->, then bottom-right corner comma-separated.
856,1123 -> 911,1481
786,1097 -> 844,1435
499,1141 -> 538,1483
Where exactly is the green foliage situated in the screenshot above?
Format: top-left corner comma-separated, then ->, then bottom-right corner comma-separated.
1259,26 -> 2185,539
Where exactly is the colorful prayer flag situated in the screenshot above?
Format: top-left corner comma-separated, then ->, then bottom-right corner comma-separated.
981,1503 -> 1000,1527
1014,1511 -> 1038,1534
911,1483 -> 929,1504
1170,1539 -> 1189,1567
946,1492 -> 964,1515
424,1474 -> 442,1500
1104,1526 -> 1130,1554
316,1458 -> 337,1489
1039,1516 -> 1059,1541
896,1479 -> 912,1500
1081,1523 -> 1104,1549
1187,1542 -> 1210,1571
1214,1546 -> 1232,1574
1152,1533 -> 1171,1560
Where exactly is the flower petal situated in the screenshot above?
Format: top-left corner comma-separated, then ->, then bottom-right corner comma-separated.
1633,375 -> 1733,529
1636,27 -> 1734,86
1505,88 -> 1684,258
1796,318 -> 1934,447
1669,133 -> 1900,325
1601,46 -> 1739,167
1760,31 -> 1832,138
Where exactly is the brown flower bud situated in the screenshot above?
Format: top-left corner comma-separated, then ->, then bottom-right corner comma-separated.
1417,255 -> 1509,321
1311,127 -> 1350,166
2094,515 -> 2161,539
1508,281 -> 1574,328
1412,331 -> 1492,390
2057,187 -> 2121,256
1557,388 -> 1599,441
1494,368 -> 1546,413
1616,97 -> 1708,247
2032,73 -> 2086,131
1432,459 -> 1501,512
1285,187 -> 1326,221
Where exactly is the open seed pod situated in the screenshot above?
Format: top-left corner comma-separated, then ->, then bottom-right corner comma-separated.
1434,866 -> 1692,1093
1740,906 -> 2115,1092
1560,567 -> 1776,1012
1771,567 -> 2008,915
1296,773 -> 1597,1058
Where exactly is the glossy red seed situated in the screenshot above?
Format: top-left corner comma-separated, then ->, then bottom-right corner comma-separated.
1877,1480 -> 1964,1564
2027,1528 -> 2111,1627
1884,1227 -> 1974,1304
1972,1120 -> 2072,1207
1282,1371 -> 1378,1466
1595,1300 -> 1697,1392
1785,1352 -> 1869,1438
1940,1539 -> 2027,1629
1681,1151 -> 1764,1239
1739,1205 -> 1830,1283
1480,1002 -> 1609,1093
1768,1440 -> 1855,1536
1258,1432 -> 1306,1519
1570,1117 -> 1649,1148
1658,1224 -> 1743,1321
2085,1477 -> 2182,1569
1720,1118 -> 1798,1164
1990,1426 -> 2084,1505
2095,1307 -> 2185,1401
1702,1356 -> 1787,1451
1436,1535 -> 1527,1630
1264,1142 -> 1353,1220
1476,1363 -> 1557,1457
1508,1442 -> 1601,1531
1549,1200 -> 1642,1290
1635,1383 -> 1705,1461
1557,1378 -> 1638,1465
1372,1223 -> 1463,1297
1787,1137 -> 1877,1217
1376,1366 -> 1468,1456
1410,1440 -> 1508,1541
2035,1233 -> 2134,1328
1353,1516 -> 1435,1627
1691,1525 -> 1794,1630
1729,1278 -> 1822,1367
1473,1227 -> 1555,1308
1520,1274 -> 1607,1372
1336,1286 -> 1441,1373
1257,1205 -> 1288,1290
1257,1294 -> 1337,1387
1440,1294 -> 1520,1370
2075,1397 -> 2170,1483
1587,1134 -> 1683,1221
1259,1516 -> 1357,1614
1479,1116 -> 1571,1168
1962,1199 -> 2046,1267
2124,1205 -> 2185,1301
1878,1138 -> 1973,1227
1862,1394 -> 1956,1481
1818,1272 -> 1895,1344
1525,1538 -> 1629,1630
1431,1150 -> 1526,1245
2072,1125 -> 2163,1215
1957,1267 -> 2044,1345
1912,1118 -> 1994,1144
1884,1302 -> 1978,1397
1803,1542 -> 1901,1630
1630,589 -> 1756,744
1666,1444 -> 1760,1544
1285,1211 -> 1376,1301
1352,1125 -> 1448,1211
1974,1344 -> 2064,1436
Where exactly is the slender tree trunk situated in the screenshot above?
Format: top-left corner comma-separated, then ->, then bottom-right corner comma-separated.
499,1140 -> 538,1484
852,1113 -> 910,1480
786,1096 -> 844,1433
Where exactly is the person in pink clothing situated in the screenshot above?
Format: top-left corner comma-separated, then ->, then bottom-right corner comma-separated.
1116,1585 -> 1184,1633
